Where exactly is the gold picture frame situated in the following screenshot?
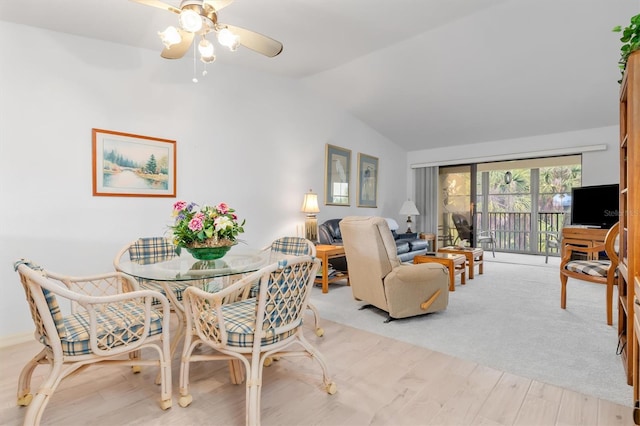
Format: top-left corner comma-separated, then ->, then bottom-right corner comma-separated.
92,128 -> 176,197
324,144 -> 351,206
357,153 -> 378,208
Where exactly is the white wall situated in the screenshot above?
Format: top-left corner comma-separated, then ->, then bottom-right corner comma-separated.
407,126 -> 619,186
0,22 -> 408,339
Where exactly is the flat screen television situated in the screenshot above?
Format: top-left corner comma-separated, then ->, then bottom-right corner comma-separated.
570,184 -> 619,228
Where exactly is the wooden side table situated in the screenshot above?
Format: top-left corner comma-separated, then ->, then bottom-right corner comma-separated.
414,253 -> 466,291
314,244 -> 349,293
419,233 -> 437,252
437,246 -> 484,279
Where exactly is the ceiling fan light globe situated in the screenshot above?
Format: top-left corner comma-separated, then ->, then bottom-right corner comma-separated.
198,39 -> 215,57
158,26 -> 182,48
217,28 -> 237,48
179,9 -> 203,33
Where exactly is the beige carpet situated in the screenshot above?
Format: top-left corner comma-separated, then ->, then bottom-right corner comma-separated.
308,252 -> 632,407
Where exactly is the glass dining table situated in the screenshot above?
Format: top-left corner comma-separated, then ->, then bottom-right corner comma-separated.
117,245 -> 271,383
117,245 -> 270,285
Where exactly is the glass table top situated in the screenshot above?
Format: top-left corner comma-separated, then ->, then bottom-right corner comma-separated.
117,246 -> 270,281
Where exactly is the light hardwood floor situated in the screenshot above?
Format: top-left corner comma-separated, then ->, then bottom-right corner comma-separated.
0,318 -> 634,425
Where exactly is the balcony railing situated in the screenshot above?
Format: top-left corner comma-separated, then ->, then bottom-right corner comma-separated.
446,212 -> 566,256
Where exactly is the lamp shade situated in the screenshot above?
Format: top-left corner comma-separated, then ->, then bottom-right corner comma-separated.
399,200 -> 419,216
301,191 -> 320,213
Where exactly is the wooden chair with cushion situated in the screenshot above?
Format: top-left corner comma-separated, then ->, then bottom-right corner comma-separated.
560,222 -> 619,325
13,259 -> 172,425
178,256 -> 336,425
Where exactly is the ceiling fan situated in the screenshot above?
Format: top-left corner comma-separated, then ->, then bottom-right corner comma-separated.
131,0 -> 283,64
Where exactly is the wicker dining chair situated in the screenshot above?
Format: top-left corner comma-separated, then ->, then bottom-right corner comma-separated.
113,236 -> 205,356
249,236 -> 324,336
13,259 -> 172,425
178,256 -> 336,426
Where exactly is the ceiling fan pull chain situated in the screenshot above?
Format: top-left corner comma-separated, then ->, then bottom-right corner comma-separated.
192,41 -> 198,83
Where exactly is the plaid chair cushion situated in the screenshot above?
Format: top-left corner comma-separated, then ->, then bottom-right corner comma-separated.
128,237 -> 185,304
270,237 -> 313,257
217,298 -> 296,348
249,238 -> 312,298
46,301 -> 165,356
42,288 -> 68,339
564,260 -> 616,277
129,237 -> 177,264
14,260 -> 68,339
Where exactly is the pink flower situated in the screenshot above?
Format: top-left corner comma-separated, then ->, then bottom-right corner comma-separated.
173,201 -> 187,211
188,217 -> 203,232
216,202 -> 229,214
194,212 -> 205,221
231,213 -> 237,220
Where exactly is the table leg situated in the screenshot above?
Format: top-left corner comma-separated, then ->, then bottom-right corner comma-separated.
468,255 -> 475,279
229,360 -> 245,384
447,261 -> 455,291
321,253 -> 329,293
479,253 -> 484,275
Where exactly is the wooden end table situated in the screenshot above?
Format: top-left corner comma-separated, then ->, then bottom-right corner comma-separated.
314,244 -> 349,293
414,253 -> 466,291
437,246 -> 484,279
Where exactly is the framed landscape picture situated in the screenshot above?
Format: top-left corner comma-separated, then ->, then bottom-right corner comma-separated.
324,144 -> 351,206
92,128 -> 176,197
357,153 -> 378,207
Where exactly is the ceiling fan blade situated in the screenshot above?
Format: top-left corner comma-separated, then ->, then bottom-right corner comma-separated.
130,0 -> 182,14
204,0 -> 235,12
222,24 -> 283,58
161,30 -> 195,59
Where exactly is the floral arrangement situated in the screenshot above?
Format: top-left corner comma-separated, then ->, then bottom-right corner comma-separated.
170,201 -> 245,248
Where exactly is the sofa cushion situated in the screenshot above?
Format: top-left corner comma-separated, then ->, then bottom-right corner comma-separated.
408,239 -> 429,251
385,218 -> 400,231
395,240 -> 410,254
319,219 -> 342,242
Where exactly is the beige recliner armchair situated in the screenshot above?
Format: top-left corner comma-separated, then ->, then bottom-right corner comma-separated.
339,216 -> 449,321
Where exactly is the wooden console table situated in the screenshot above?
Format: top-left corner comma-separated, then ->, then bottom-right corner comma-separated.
561,227 -> 609,259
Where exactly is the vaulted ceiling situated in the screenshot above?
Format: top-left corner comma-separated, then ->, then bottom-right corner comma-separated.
1,0 -> 637,150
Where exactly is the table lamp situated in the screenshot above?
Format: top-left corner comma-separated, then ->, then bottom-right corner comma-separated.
399,200 -> 420,233
301,189 -> 320,242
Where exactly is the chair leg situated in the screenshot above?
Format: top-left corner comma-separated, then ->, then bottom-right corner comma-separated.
295,333 -> 337,395
246,353 -> 264,426
306,302 -> 324,337
17,348 -> 48,406
560,275 -> 568,309
606,279 -> 614,326
25,357 -> 66,426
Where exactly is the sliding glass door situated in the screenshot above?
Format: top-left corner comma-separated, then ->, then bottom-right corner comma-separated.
436,155 -> 581,256
438,165 -> 476,247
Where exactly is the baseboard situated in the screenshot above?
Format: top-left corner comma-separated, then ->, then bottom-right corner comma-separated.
0,332 -> 32,348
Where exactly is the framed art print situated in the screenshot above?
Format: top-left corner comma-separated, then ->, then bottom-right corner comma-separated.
324,144 -> 351,206
357,153 -> 378,207
92,128 -> 176,197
